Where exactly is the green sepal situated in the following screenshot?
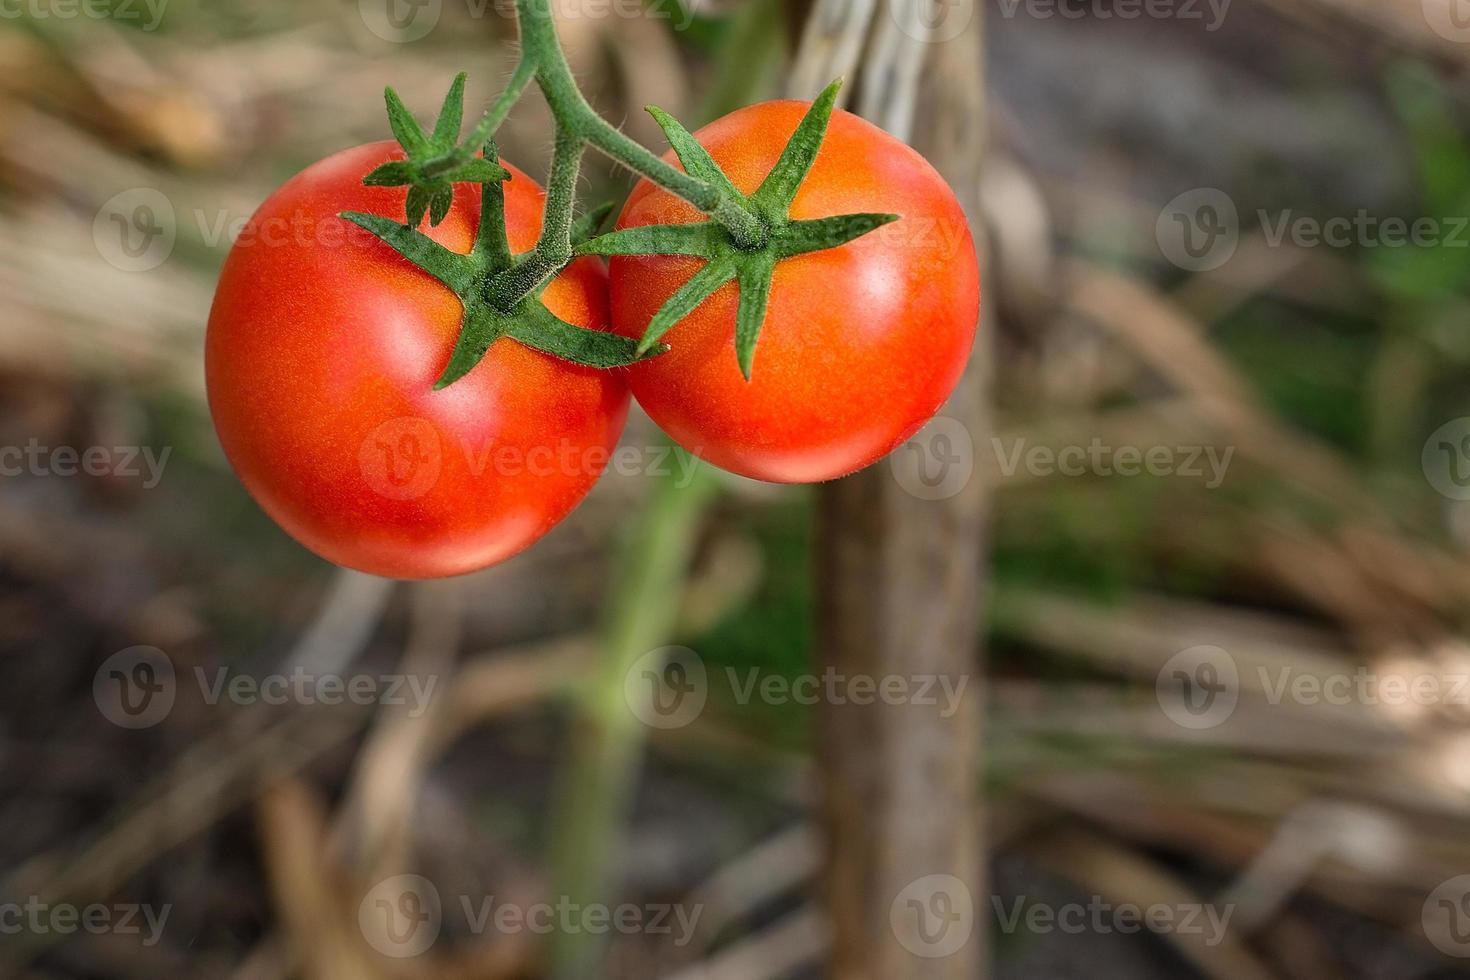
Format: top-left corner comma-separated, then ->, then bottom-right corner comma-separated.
432,72 -> 468,145
372,73 -> 512,227
340,211 -> 479,294
405,186 -> 435,228
734,253 -> 776,380
445,158 -> 509,184
637,255 -> 739,355
776,213 -> 899,257
384,86 -> 429,155
747,78 -> 842,223
433,300 -> 506,390
429,187 -> 454,226
363,161 -> 416,186
508,302 -> 665,368
646,105 -> 743,201
431,296 -> 659,390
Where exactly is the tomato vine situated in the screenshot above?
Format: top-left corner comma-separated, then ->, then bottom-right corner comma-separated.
342,0 -> 898,384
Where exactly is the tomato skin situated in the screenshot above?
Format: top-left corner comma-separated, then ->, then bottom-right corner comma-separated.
609,102 -> 979,484
206,141 -> 628,579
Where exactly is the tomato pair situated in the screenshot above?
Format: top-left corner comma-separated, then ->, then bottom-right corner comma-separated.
206,101 -> 979,579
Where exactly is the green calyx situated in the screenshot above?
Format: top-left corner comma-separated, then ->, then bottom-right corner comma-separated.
367,73 -> 511,227
343,143 -> 660,387
578,79 -> 899,380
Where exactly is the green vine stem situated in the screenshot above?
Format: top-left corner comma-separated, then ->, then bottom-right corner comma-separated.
545,456 -> 717,979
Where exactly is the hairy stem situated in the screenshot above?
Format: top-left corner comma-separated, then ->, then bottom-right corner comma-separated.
459,54 -> 539,156
503,0 -> 764,250
491,128 -> 583,309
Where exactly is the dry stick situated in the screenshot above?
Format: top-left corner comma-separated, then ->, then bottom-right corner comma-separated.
258,780 -> 382,980
807,1 -> 990,977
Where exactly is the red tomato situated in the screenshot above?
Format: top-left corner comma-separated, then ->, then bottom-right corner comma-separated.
609,101 -> 980,484
206,141 -> 627,579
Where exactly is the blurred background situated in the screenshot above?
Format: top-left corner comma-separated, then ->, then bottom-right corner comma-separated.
5,0 -> 1470,977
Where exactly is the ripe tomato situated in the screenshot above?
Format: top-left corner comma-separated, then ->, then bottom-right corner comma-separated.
609,101 -> 979,484
206,141 -> 627,579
